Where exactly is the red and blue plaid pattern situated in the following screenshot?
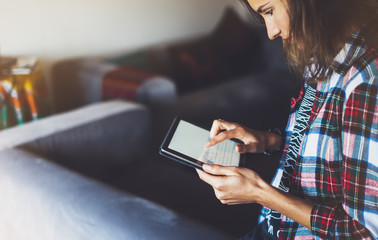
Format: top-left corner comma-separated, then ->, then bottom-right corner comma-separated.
260,31 -> 378,239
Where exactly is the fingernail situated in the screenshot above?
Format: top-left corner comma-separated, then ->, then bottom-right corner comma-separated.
203,164 -> 211,171
204,142 -> 211,148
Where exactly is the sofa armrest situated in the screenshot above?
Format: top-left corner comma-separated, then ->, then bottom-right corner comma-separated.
0,100 -> 150,166
0,149 -> 231,240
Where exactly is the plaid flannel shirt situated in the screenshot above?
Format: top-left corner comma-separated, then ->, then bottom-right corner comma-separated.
261,31 -> 378,239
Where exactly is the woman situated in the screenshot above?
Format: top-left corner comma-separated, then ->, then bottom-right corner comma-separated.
196,0 -> 378,239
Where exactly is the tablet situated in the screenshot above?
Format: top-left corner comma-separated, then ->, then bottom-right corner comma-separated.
159,118 -> 245,170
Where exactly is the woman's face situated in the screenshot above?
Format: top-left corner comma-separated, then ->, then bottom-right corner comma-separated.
248,0 -> 290,41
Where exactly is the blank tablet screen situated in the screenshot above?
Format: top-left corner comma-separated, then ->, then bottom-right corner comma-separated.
168,120 -> 240,167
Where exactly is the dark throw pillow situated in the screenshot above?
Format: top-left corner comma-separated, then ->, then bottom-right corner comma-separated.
168,7 -> 263,94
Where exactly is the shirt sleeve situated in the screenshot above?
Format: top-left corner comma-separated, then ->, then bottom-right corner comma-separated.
310,82 -> 378,239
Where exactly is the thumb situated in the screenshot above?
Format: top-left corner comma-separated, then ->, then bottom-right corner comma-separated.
203,164 -> 237,176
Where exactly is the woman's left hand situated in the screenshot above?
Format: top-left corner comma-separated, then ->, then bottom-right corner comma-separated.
196,164 -> 267,205
197,163 -> 314,230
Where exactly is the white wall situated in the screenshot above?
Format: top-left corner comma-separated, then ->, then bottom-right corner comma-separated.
0,0 -> 248,86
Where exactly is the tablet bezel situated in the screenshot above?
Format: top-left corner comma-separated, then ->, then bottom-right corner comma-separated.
159,117 -> 246,170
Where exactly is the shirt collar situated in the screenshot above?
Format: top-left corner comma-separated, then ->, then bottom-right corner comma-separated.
292,31 -> 367,109
330,30 -> 367,75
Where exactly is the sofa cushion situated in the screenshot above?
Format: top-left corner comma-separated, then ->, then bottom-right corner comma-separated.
107,50 -> 155,72
102,67 -> 158,100
210,7 -> 263,78
101,67 -> 177,108
106,45 -> 172,76
168,7 -> 263,94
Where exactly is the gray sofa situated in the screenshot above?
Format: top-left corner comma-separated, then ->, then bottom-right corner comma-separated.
0,100 -> 231,240
48,39 -> 297,239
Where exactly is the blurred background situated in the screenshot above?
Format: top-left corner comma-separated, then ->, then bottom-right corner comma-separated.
0,0 -> 247,94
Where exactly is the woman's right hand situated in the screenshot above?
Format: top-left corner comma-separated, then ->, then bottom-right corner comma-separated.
205,119 -> 282,154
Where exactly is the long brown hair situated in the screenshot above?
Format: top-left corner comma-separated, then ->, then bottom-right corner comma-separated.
240,0 -> 378,81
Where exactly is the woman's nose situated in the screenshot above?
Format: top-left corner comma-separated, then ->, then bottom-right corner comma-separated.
266,23 -> 281,40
